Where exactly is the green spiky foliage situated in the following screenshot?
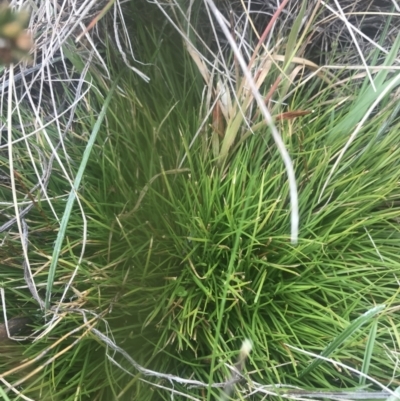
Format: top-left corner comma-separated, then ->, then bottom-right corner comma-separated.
1,2 -> 400,401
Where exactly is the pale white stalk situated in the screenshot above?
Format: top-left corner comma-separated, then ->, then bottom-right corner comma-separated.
204,0 -> 299,244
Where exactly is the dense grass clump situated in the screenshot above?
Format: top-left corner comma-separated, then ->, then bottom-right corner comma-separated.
2,2 -> 400,401
42,33 -> 400,401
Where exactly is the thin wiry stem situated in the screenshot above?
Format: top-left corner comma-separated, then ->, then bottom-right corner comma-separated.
320,0 -> 400,64
332,0 -> 375,90
7,64 -> 43,309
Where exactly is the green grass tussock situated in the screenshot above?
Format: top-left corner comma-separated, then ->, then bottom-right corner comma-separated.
1,2 -> 400,400
69,31 -> 400,400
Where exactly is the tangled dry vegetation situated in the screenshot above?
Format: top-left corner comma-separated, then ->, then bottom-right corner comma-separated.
1,0 -> 400,400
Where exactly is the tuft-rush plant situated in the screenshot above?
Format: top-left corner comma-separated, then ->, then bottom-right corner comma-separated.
1,1 -> 400,400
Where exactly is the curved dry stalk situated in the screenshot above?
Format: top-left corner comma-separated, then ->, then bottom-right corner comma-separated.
204,0 -> 299,245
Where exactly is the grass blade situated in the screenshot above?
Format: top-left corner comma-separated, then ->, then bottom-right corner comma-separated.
299,304 -> 385,378
360,318 -> 378,386
44,78 -> 120,310
0,387 -> 11,401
